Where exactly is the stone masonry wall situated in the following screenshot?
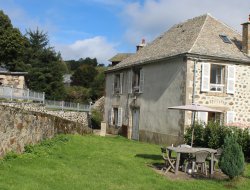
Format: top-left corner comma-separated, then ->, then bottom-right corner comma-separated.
185,59 -> 250,127
0,104 -> 92,157
0,74 -> 25,89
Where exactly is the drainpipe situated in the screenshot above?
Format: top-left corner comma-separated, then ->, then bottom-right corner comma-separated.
191,59 -> 197,147
192,59 -> 197,104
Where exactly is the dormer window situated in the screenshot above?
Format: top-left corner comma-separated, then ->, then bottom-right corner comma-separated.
219,34 -> 231,44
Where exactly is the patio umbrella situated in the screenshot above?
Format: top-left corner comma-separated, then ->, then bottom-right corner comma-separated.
168,103 -> 223,147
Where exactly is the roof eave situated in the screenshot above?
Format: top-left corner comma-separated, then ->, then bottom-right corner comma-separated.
186,53 -> 250,64
105,54 -> 186,74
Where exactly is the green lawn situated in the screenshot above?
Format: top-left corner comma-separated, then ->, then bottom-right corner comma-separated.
0,135 -> 249,190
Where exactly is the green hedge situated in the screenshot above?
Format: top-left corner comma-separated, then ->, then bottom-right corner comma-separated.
184,121 -> 250,160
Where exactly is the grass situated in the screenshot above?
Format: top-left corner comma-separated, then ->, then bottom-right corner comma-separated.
0,134 -> 249,190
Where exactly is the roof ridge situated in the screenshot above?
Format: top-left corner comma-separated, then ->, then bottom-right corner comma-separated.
188,14 -> 209,53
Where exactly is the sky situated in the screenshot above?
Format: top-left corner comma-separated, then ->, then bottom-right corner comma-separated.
0,0 -> 249,64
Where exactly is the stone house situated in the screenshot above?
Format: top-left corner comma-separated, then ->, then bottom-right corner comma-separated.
0,67 -> 27,89
104,14 -> 250,145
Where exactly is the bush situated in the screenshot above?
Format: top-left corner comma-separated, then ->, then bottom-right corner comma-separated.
219,135 -> 245,179
4,151 -> 18,161
91,109 -> 102,129
203,121 -> 230,149
184,121 -> 250,160
184,122 -> 205,146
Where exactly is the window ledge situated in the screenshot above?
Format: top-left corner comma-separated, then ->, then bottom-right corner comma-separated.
206,92 -> 228,97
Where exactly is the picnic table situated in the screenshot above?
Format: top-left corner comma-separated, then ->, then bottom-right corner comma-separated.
167,146 -> 217,175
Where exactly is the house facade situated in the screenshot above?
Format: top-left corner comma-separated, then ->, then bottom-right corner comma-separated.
104,14 -> 250,145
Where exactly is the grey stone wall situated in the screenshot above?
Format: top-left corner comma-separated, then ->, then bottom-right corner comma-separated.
185,59 -> 250,127
0,104 -> 92,157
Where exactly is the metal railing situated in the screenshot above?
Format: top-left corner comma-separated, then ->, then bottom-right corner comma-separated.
45,100 -> 90,112
0,86 -> 45,103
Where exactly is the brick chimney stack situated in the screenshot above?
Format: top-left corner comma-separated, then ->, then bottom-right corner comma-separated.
241,15 -> 250,56
136,38 -> 146,52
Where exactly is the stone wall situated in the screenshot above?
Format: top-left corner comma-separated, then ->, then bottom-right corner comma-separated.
185,59 -> 250,127
0,74 -> 26,89
0,104 -> 92,157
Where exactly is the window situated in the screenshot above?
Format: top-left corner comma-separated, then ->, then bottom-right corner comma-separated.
198,112 -> 222,125
210,64 -> 225,92
113,73 -> 123,94
219,35 -> 232,44
114,74 -> 120,94
109,107 -> 123,127
132,69 -> 140,93
129,68 -> 144,93
201,63 -> 235,94
208,112 -> 222,124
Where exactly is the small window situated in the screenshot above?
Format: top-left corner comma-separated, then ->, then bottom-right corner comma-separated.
210,64 -> 225,92
114,74 -> 120,94
132,68 -> 144,93
219,35 -> 231,44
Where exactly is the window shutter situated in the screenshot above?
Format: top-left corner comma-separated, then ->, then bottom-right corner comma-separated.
139,68 -> 144,93
226,111 -> 235,124
112,74 -> 115,94
117,107 -> 123,127
201,63 -> 210,92
120,73 -> 123,94
128,70 -> 132,94
109,108 -> 114,125
197,112 -> 208,125
227,65 -> 235,94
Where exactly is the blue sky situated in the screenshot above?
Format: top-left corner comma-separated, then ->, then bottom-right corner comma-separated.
0,0 -> 249,64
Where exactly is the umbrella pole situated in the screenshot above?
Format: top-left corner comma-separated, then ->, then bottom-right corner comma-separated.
191,111 -> 196,147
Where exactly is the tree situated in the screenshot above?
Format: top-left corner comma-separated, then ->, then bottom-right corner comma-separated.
0,10 -> 28,71
89,66 -> 106,100
71,64 -> 98,87
219,135 -> 245,179
25,28 -> 65,100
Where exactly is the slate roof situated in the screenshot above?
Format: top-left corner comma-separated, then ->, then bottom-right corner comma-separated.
109,53 -> 134,63
108,14 -> 250,71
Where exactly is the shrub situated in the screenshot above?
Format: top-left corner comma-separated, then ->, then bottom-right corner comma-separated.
91,109 -> 102,129
3,151 -> 18,161
219,135 -> 245,179
184,122 -> 205,146
203,121 -> 230,149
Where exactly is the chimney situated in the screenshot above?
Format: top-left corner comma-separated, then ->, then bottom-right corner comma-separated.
136,38 -> 146,52
241,15 -> 250,55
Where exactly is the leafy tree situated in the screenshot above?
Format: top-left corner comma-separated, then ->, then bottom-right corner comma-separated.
71,64 -> 98,87
65,57 -> 99,72
89,66 -> 106,100
64,86 -> 91,103
79,57 -> 98,67
219,135 -> 245,179
0,10 -> 28,71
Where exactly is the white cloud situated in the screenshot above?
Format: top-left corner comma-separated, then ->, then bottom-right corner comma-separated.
121,0 -> 250,44
56,36 -> 118,64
